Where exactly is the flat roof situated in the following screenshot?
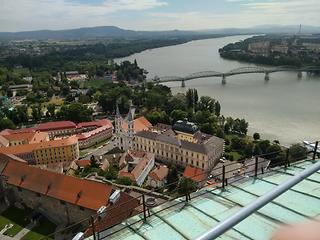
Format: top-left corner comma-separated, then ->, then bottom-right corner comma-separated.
87,159 -> 320,240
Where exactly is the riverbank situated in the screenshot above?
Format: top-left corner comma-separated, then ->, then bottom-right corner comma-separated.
117,35 -> 320,145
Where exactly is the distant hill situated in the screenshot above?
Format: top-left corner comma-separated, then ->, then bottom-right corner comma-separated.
0,26 -> 199,40
1,25 -> 319,41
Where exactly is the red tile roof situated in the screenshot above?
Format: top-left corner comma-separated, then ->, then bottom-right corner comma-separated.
76,159 -> 91,168
84,192 -> 139,237
0,136 -> 78,155
149,165 -> 169,181
3,131 -> 49,144
1,160 -> 113,210
37,121 -> 77,131
0,128 -> 36,136
122,116 -> 152,133
183,165 -> 206,183
76,125 -> 112,141
78,119 -> 112,128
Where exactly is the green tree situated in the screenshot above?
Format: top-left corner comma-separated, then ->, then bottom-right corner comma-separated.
104,166 -> 118,180
257,140 -> 271,154
170,109 -> 188,124
186,88 -> 198,109
57,103 -> 93,123
253,132 -> 260,141
198,96 -> 215,112
31,105 -> 42,122
214,101 -> 221,116
231,136 -> 246,151
200,123 -> 214,135
253,144 -> 262,156
244,142 -> 254,157
47,104 -> 56,118
15,105 -> 29,124
115,177 -> 133,186
167,165 -> 179,191
289,144 -> 307,161
178,177 -> 197,195
0,118 -> 16,131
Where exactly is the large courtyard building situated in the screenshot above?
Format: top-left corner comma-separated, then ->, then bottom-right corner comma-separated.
0,119 -> 113,150
133,120 -> 224,171
0,158 -> 138,226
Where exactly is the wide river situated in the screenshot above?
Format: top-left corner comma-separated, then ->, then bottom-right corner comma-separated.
117,35 -> 320,145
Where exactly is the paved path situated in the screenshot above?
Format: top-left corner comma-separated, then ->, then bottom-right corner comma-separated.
14,222 -> 35,239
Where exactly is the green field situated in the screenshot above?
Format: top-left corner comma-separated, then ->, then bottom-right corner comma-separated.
82,78 -> 110,89
22,218 -> 56,240
0,206 -> 32,237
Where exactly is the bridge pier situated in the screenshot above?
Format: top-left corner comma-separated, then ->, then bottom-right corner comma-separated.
297,71 -> 302,79
264,72 -> 270,81
222,75 -> 226,85
181,80 -> 185,88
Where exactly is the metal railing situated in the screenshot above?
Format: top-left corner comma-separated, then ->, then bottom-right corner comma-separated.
39,141 -> 319,240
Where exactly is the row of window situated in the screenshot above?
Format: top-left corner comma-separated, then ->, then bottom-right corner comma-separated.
135,143 -> 205,169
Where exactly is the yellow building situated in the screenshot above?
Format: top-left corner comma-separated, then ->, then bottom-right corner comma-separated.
2,131 -> 49,146
134,122 -> 224,171
0,136 -> 79,165
33,136 -> 79,165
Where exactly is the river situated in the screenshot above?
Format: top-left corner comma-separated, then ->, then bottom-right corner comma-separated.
117,35 -> 320,145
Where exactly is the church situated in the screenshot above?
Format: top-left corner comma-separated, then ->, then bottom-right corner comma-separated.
114,104 -> 152,151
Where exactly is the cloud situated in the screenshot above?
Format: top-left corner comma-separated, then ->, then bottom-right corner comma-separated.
0,0 -> 168,31
0,0 -> 319,32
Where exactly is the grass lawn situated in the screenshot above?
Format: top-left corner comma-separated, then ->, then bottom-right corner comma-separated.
0,206 -> 32,237
228,151 -> 242,161
82,79 -> 109,89
47,97 -> 64,106
22,217 -> 56,240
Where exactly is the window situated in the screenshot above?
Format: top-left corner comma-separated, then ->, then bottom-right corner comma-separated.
18,187 -> 22,192
60,200 -> 66,205
79,206 -> 85,211
36,193 -> 41,197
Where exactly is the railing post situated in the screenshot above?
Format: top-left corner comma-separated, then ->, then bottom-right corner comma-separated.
142,194 -> 147,221
222,165 -> 226,189
313,141 -> 318,160
225,178 -> 228,186
91,216 -> 97,240
254,156 -> 258,177
286,148 -> 290,167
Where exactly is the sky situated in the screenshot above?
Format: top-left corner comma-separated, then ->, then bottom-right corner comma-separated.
0,0 -> 319,32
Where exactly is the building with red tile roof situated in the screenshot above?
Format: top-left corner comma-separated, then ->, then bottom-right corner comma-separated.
76,120 -> 113,149
1,131 -> 49,146
37,121 -> 77,131
183,165 -> 206,187
0,159 -> 113,223
147,165 -> 169,188
118,151 -> 155,186
122,116 -> 152,133
35,119 -> 113,148
84,192 -> 139,237
0,135 -> 9,147
36,121 -> 77,138
0,136 -> 79,165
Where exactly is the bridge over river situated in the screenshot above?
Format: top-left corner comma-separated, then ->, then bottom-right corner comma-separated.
147,66 -> 320,87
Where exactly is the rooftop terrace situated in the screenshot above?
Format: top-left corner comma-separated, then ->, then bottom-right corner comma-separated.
88,159 -> 320,240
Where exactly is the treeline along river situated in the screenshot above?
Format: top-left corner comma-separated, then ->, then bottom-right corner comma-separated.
117,35 -> 320,145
